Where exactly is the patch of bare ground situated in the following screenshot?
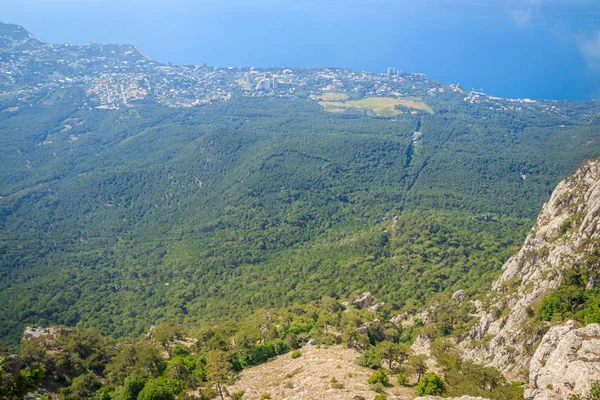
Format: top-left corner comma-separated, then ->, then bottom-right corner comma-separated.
229,344 -> 415,400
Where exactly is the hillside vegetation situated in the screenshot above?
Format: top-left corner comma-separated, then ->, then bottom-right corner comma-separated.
1,89 -> 600,348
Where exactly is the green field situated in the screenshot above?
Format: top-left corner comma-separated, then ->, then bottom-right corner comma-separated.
310,92 -> 350,101
319,96 -> 433,116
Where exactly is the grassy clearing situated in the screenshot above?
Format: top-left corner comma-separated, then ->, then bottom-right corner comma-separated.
310,92 -> 350,101
319,97 -> 433,116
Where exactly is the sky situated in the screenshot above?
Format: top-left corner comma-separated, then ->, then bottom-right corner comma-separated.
2,0 -> 600,100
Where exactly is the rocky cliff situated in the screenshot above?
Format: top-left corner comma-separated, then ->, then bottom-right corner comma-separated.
457,159 -> 600,397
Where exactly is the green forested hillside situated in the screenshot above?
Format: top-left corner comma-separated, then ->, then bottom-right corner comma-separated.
1,86 -> 600,348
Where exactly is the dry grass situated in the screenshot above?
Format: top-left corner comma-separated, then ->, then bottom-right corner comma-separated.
228,344 -> 415,400
310,92 -> 349,101
319,97 -> 433,117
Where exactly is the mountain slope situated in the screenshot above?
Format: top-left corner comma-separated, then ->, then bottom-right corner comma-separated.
2,23 -> 600,350
452,159 -> 600,397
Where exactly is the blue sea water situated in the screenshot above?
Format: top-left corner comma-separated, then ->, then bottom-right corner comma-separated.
3,0 -> 600,100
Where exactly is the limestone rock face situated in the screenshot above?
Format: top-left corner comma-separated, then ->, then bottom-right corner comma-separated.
22,326 -> 60,341
452,289 -> 468,304
525,322 -> 600,400
352,292 -> 376,309
411,334 -> 433,357
458,160 -> 600,380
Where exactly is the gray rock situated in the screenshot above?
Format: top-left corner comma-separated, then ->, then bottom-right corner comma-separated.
22,326 -> 60,341
525,322 -> 600,400
458,160 -> 600,381
452,289 -> 468,304
352,292 -> 375,309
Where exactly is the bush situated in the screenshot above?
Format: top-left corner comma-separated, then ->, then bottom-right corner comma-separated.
415,373 -> 446,396
94,386 -> 116,400
137,381 -> 175,400
60,373 -> 102,399
370,383 -> 385,393
356,350 -> 381,369
374,394 -> 388,400
171,345 -> 191,358
591,381 -> 600,400
397,372 -> 408,386
330,377 -> 345,389
291,350 -> 302,359
121,373 -> 147,400
368,371 -> 389,386
232,391 -> 245,400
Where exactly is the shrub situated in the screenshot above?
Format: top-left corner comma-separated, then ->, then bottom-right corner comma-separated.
591,381 -> 600,400
370,383 -> 385,393
137,380 -> 175,400
291,350 -> 302,359
330,377 -> 345,389
356,350 -> 381,369
171,345 -> 191,358
368,371 -> 389,386
397,372 -> 408,386
94,386 -> 116,400
61,373 -> 102,399
560,219 -> 572,235
415,373 -> 446,396
374,394 -> 388,400
232,391 -> 245,400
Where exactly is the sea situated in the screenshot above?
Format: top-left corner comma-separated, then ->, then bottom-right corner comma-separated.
3,0 -> 600,101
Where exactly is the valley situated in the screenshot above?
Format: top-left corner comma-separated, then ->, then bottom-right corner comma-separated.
1,20 -> 600,400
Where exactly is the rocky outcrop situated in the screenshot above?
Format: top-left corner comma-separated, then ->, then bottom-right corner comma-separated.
352,292 -> 376,309
411,334 -> 433,357
22,326 -> 60,341
525,322 -> 600,400
459,160 -> 600,380
452,289 -> 468,304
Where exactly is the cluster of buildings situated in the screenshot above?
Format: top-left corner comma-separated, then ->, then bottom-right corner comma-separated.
246,71 -> 279,90
0,26 -> 578,117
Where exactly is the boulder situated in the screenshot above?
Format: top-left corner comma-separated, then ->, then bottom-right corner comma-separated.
22,326 -> 60,341
368,302 -> 383,312
411,334 -> 432,357
352,292 -> 375,309
525,322 -> 600,400
357,319 -> 385,337
458,160 -> 600,380
452,289 -> 468,304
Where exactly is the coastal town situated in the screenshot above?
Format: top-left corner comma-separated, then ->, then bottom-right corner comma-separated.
0,22 -> 586,119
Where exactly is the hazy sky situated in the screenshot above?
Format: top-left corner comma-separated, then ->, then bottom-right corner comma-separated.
3,0 -> 600,99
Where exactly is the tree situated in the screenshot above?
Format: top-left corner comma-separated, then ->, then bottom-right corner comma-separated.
166,357 -> 190,393
120,372 -> 147,400
355,350 -> 381,369
137,380 -> 175,400
415,373 -> 446,396
151,322 -> 182,347
368,371 -> 389,386
94,386 -> 116,400
0,356 -> 44,399
105,342 -> 165,385
206,350 -> 231,400
61,372 -> 102,399
374,341 -> 410,370
407,354 -> 428,383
